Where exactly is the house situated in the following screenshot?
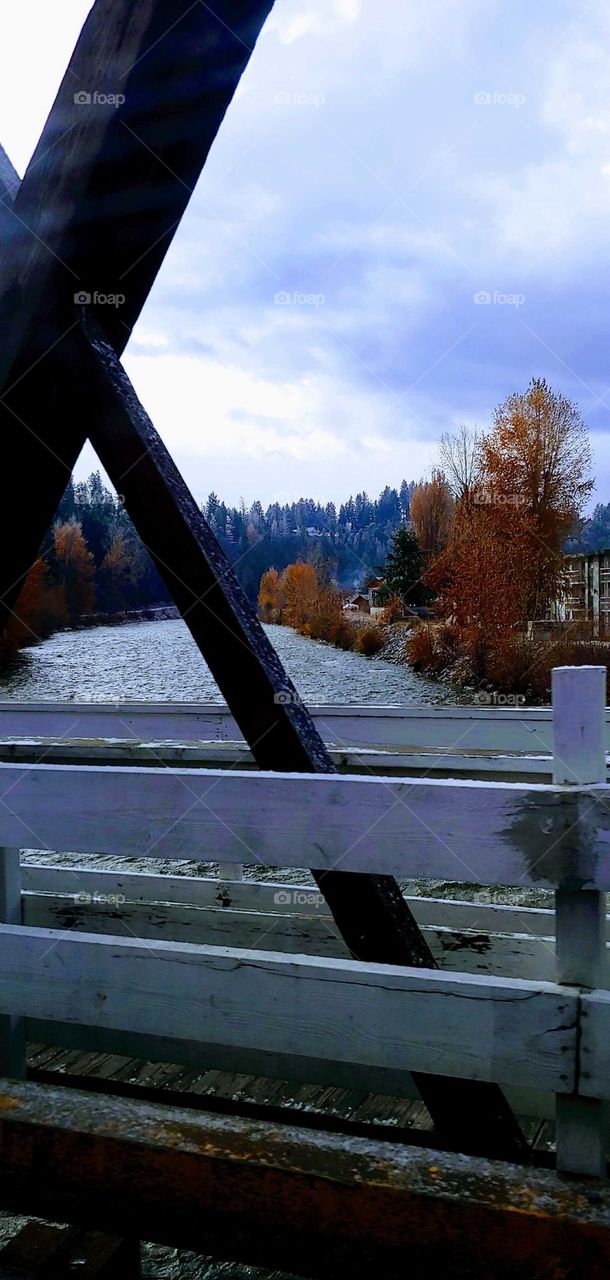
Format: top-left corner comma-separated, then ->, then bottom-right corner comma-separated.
344,593 -> 370,614
366,576 -> 385,608
558,549 -> 610,637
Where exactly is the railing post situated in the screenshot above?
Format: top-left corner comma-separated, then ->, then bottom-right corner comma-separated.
218,863 -> 244,882
553,666 -> 607,1176
0,848 -> 26,1078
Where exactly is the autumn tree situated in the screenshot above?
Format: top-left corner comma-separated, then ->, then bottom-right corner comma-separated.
281,562 -> 319,631
434,380 -> 594,682
54,520 -> 96,621
98,535 -> 135,613
0,559 -> 67,662
258,567 -> 283,622
410,470 -> 454,563
480,378 -> 593,619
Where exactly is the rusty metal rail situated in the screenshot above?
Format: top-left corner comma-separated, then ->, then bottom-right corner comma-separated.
0,1077 -> 607,1280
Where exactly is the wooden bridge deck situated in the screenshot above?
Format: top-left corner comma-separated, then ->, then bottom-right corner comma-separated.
25,1041 -> 555,1155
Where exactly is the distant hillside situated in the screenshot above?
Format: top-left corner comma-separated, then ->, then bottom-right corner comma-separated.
565,503 -> 610,554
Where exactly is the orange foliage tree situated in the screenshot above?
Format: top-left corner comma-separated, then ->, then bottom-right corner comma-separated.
433,380 -> 593,683
258,567 -> 283,622
410,470 -> 454,563
54,519 -> 96,621
0,559 -> 68,661
98,534 -> 135,613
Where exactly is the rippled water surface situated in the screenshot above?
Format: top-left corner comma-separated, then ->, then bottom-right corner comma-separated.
0,618 -> 454,704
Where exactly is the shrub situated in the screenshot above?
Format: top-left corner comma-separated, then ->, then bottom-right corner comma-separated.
407,624 -> 436,671
380,594 -> 405,624
354,625 -> 384,656
332,618 -> 358,650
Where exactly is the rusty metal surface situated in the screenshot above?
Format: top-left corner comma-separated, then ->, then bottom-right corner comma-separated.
0,1080 -> 605,1279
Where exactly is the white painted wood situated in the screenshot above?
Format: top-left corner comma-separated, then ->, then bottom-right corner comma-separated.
0,737 -> 557,780
0,848 -> 25,1078
0,925 -> 577,1093
553,666 -> 606,787
553,666 -> 607,1177
21,891 -> 558,981
0,762 -> 604,888
579,989 -> 610,1102
217,864 -> 243,882
0,700 -> 573,754
21,864 -> 559,936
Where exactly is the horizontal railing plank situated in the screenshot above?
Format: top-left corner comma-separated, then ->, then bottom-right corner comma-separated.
1,762 -> 607,887
0,925 -> 577,1093
0,737 -> 555,780
21,891 -> 556,981
21,865 -> 557,934
0,700 -> 567,753
0,1078 -> 607,1278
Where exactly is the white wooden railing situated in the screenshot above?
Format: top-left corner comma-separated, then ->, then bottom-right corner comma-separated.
0,667 -> 608,1177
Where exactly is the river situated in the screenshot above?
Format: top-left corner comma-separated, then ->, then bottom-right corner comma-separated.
0,618 -> 454,705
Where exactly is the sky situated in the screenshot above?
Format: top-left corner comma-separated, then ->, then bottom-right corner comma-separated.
2,0 -> 610,508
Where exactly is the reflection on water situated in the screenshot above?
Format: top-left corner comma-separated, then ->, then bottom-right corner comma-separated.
0,619 -> 454,705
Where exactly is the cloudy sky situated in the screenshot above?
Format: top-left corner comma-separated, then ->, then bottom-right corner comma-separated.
2,0 -> 610,507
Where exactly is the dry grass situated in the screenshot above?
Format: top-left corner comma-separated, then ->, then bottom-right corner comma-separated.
353,625 -> 385,656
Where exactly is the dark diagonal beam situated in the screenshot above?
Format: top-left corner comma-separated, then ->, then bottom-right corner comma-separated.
0,0 -> 275,612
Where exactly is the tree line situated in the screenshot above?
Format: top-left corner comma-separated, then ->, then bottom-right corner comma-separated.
0,474 -> 416,662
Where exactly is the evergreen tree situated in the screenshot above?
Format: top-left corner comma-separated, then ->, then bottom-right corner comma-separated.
380,528 -> 428,606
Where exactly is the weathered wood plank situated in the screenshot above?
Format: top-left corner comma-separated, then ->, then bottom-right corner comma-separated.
0,848 -> 25,1079
0,925 -> 576,1093
0,700 -> 570,754
553,667 -> 608,1176
21,866 -> 558,936
22,891 -> 558,981
1,762 -> 605,888
0,736 -> 556,780
0,1079 -> 608,1279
